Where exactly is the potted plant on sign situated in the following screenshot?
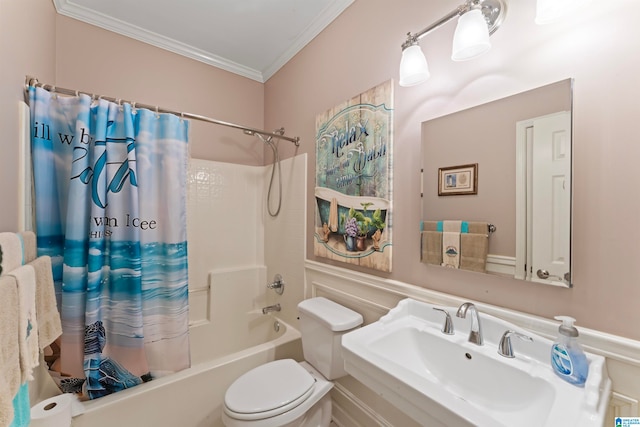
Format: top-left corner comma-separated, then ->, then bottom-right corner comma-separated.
343,216 -> 358,252
348,206 -> 372,252
370,208 -> 386,251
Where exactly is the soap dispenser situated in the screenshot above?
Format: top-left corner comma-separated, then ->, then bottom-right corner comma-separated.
550,316 -> 589,387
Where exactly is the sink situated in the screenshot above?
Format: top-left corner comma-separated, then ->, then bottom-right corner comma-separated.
369,327 -> 556,423
341,298 -> 611,427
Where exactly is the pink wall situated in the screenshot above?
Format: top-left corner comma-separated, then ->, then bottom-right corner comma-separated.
266,0 -> 640,340
0,0 -> 56,231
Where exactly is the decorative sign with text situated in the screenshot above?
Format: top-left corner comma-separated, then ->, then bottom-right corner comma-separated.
314,80 -> 393,272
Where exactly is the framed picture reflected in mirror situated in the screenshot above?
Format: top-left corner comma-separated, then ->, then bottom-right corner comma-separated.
438,163 -> 478,196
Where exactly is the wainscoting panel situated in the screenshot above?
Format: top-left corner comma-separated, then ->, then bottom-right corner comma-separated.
306,260 -> 640,427
609,392 -> 639,418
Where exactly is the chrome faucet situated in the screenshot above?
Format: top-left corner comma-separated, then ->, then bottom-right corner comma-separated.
498,330 -> 533,358
456,302 -> 483,345
262,303 -> 281,315
267,274 -> 285,295
432,308 -> 454,335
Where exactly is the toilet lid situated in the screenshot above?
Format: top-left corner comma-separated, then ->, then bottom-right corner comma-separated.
224,359 -> 315,420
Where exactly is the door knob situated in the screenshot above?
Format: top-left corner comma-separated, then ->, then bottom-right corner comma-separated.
536,269 -> 550,279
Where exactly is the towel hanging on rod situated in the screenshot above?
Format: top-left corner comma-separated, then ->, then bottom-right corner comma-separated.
421,221 -> 496,235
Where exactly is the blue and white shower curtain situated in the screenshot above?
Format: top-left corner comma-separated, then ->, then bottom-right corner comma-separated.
29,86 -> 190,399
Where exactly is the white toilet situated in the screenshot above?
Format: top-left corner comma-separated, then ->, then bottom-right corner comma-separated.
222,297 -> 363,427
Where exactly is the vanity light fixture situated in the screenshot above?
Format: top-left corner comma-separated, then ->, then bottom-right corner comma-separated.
398,0 -> 507,87
399,34 -> 431,87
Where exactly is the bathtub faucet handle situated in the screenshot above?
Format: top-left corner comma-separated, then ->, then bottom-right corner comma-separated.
267,274 -> 285,295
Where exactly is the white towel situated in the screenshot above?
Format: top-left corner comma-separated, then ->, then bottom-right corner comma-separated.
441,231 -> 461,269
7,265 -> 40,382
17,231 -> 37,264
0,232 -> 23,275
443,220 -> 462,232
0,275 -> 21,427
30,256 -> 62,349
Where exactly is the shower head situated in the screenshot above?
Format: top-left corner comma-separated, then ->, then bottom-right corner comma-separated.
256,133 -> 274,144
244,128 -> 286,143
244,129 -> 273,143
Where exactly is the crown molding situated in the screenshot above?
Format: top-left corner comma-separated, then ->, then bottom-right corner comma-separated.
262,0 -> 354,81
53,0 -> 354,83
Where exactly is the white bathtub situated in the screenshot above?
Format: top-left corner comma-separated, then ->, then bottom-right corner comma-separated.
70,314 -> 302,427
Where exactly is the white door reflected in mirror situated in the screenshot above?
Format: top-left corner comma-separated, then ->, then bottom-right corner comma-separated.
516,112 -> 571,286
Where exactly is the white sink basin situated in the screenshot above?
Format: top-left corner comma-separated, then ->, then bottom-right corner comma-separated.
341,298 -> 611,427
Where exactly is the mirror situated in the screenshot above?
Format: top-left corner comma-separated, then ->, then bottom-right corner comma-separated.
421,79 -> 573,287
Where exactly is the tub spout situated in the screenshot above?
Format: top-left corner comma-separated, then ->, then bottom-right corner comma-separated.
262,304 -> 281,314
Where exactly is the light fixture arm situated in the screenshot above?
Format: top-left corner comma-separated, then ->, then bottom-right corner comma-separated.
402,6 -> 465,50
401,0 -> 507,51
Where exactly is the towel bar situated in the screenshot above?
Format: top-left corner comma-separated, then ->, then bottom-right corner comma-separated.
419,221 -> 497,235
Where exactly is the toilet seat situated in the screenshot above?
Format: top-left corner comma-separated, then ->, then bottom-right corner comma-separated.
224,359 -> 316,421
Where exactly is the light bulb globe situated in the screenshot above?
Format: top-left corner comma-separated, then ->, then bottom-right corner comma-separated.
451,8 -> 491,61
399,44 -> 430,87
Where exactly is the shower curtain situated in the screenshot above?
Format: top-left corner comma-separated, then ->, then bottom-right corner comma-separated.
29,86 -> 190,399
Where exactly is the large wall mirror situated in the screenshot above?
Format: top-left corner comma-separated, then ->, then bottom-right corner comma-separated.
421,79 -> 573,287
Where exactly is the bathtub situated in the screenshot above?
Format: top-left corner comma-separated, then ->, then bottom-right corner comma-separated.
70,313 -> 302,427
315,186 -> 389,237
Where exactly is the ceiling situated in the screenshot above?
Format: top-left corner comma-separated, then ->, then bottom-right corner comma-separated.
53,0 -> 354,83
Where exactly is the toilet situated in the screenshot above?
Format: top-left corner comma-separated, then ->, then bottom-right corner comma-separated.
222,297 -> 363,427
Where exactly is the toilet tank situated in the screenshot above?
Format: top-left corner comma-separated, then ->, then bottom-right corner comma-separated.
297,297 -> 363,380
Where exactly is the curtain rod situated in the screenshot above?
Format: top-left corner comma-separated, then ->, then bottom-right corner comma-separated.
24,76 -> 300,146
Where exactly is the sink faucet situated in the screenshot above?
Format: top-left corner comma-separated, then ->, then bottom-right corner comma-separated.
456,302 -> 483,345
498,330 -> 533,358
262,303 -> 281,314
432,308 -> 454,335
